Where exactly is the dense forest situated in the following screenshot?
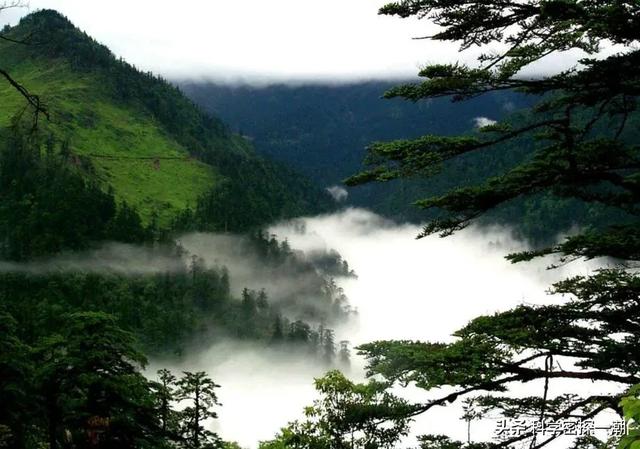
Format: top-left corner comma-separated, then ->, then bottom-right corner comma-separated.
182,82 -> 639,244
0,116 -> 354,448
0,116 -> 354,357
2,1 -> 640,449
0,10 -> 356,448
180,82 -> 531,220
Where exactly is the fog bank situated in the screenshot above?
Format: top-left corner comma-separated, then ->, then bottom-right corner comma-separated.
162,208 -> 604,448
0,243 -> 184,275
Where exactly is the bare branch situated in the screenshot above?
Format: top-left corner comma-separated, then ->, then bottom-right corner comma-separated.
0,67 -> 50,121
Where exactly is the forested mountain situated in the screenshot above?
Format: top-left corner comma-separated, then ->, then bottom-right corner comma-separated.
0,12 -> 355,447
180,82 -> 533,220
0,10 -> 353,351
2,2 -> 638,448
182,82 -> 639,243
0,10 -> 330,238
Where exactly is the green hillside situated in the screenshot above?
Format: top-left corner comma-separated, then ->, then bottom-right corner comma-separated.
0,64 -> 218,224
0,10 -> 327,226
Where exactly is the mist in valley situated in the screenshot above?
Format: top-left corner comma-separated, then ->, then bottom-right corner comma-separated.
145,208 -> 607,448
0,207 -> 611,447
1,3 -> 635,449
0,243 -> 186,275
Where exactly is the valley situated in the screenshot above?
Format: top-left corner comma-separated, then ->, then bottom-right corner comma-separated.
1,3 -> 638,449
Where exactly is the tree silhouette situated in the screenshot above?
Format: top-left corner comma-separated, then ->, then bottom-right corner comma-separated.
344,2 -> 640,449
176,371 -> 222,449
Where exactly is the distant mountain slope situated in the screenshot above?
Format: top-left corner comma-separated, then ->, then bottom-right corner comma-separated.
180,82 -> 639,243
0,10 -> 329,227
180,81 -> 533,220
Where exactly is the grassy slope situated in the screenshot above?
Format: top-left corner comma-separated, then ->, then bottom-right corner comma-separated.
1,9 -> 332,233
0,56 -> 218,225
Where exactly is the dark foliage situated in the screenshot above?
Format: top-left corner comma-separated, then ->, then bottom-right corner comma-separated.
0,125 -> 148,261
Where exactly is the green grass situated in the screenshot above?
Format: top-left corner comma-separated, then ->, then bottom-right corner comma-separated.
0,58 -> 218,225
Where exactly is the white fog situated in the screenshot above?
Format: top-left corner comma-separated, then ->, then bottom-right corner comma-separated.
149,208 -> 611,448
1,2 -> 635,448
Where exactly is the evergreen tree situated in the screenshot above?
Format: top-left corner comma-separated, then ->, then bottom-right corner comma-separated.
341,1 -> 640,449
256,289 -> 269,311
241,288 -> 257,319
176,371 -> 222,449
153,369 -> 180,440
34,312 -> 162,449
289,320 -> 312,344
321,328 -> 336,365
338,341 -> 351,368
271,314 -> 285,343
0,311 -> 32,449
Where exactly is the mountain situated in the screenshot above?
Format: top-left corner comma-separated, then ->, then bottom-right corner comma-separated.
0,12 -> 353,364
0,10 -> 330,231
179,81 -> 534,220
180,82 -> 640,243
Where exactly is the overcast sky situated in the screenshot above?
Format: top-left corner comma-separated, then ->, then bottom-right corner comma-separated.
1,0 -> 591,84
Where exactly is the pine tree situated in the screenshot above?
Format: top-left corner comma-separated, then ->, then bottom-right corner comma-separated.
271,314 -> 285,343
289,320 -> 311,343
338,340 -> 351,367
176,371 -> 222,449
321,328 -> 336,365
256,289 -> 269,311
34,312 -> 163,449
341,2 -> 640,449
241,288 -> 257,318
153,369 -> 179,440
0,312 -> 31,449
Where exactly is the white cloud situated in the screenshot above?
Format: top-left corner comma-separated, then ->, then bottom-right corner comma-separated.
161,208 -> 603,448
0,0 -> 599,84
473,116 -> 497,128
326,185 -> 348,202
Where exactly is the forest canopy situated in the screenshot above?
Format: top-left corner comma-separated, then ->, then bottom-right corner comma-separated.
2,2 -> 640,449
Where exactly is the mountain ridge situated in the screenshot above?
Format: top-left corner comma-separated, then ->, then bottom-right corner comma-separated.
0,9 -> 330,228
180,80 -> 533,220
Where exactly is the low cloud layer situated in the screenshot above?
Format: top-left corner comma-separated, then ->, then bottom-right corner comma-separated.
0,232 -> 352,325
0,208 -> 612,447
163,208 -> 604,448
0,243 -> 184,275
177,233 -> 351,316
0,1 -> 601,84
